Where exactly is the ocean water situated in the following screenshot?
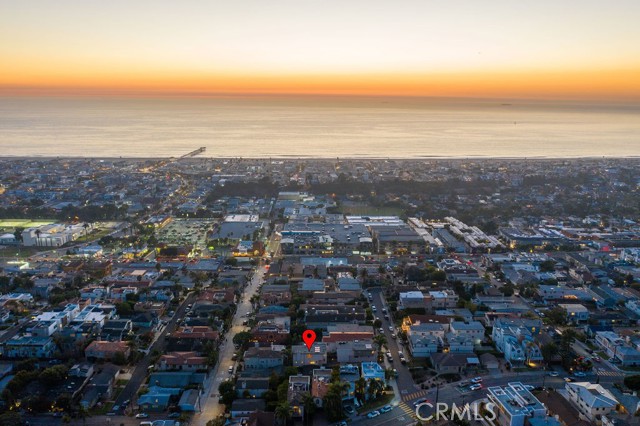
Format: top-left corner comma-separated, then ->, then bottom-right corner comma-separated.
0,95 -> 639,158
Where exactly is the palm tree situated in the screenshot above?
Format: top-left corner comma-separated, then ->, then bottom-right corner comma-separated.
336,380 -> 351,398
323,383 -> 346,422
302,393 -> 317,425
354,377 -> 367,404
373,334 -> 387,352
367,379 -> 384,400
275,401 -> 292,426
82,223 -> 90,240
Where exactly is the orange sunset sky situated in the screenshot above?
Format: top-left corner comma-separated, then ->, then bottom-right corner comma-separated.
1,0 -> 640,100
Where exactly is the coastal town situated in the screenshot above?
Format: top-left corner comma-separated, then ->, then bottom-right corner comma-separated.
0,157 -> 639,426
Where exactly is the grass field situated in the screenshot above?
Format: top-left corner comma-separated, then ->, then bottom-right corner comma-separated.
339,202 -> 404,217
0,219 -> 55,229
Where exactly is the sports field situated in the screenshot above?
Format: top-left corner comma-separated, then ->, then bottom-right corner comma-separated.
0,219 -> 55,229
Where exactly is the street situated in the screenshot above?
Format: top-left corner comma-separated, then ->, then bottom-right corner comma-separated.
115,292 -> 197,410
190,264 -> 267,426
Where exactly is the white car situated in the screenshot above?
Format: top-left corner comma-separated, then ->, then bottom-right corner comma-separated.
367,411 -> 380,418
388,326 -> 394,332
471,377 -> 483,384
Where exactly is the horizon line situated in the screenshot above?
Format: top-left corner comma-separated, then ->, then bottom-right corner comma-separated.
1,88 -> 639,105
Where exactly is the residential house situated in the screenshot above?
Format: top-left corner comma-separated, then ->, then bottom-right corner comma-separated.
492,318 -> 543,367
311,368 -> 332,407
323,324 -> 374,352
138,386 -> 181,412
244,346 -> 285,371
79,364 -> 120,409
158,352 -> 208,372
487,382 -> 547,426
557,304 -> 590,324
248,411 -> 276,426
100,319 -> 133,341
0,335 -> 56,358
429,290 -> 459,309
166,326 -> 219,353
298,278 -> 326,295
565,382 -> 619,423
407,323 -> 446,357
236,378 -> 270,398
595,331 -> 640,366
336,341 -> 377,363
399,291 -> 429,310
449,321 -> 485,344
292,343 -> 328,367
287,375 -> 310,418
250,320 -> 290,346
429,353 -> 473,374
231,399 -> 267,420
361,362 -> 386,392
178,389 -> 200,412
259,285 -> 291,306
85,340 -> 131,361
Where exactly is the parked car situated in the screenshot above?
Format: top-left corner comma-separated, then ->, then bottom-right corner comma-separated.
469,384 -> 482,391
135,413 -> 149,419
380,405 -> 393,413
471,377 -> 483,384
344,405 -> 355,414
574,371 -> 587,377
367,411 -> 380,418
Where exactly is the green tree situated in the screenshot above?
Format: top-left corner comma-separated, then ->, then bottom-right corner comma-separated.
541,342 -> 559,365
373,334 -> 387,352
302,392 -> 317,425
275,401 -> 292,426
233,331 -> 253,350
546,306 -> 568,326
539,260 -> 556,272
0,412 -> 23,426
624,375 -> 640,391
367,378 -> 384,400
218,380 -> 236,406
323,383 -> 345,422
39,365 -> 69,387
354,377 -> 367,405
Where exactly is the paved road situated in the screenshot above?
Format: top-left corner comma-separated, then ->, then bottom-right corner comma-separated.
190,264 -> 266,426
112,292 -> 197,413
369,288 -> 417,400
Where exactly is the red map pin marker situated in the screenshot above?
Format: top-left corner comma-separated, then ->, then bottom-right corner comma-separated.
302,330 -> 317,351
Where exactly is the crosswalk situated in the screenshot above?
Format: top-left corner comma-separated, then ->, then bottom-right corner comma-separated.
402,389 -> 429,402
397,401 -> 418,419
597,370 -> 625,378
